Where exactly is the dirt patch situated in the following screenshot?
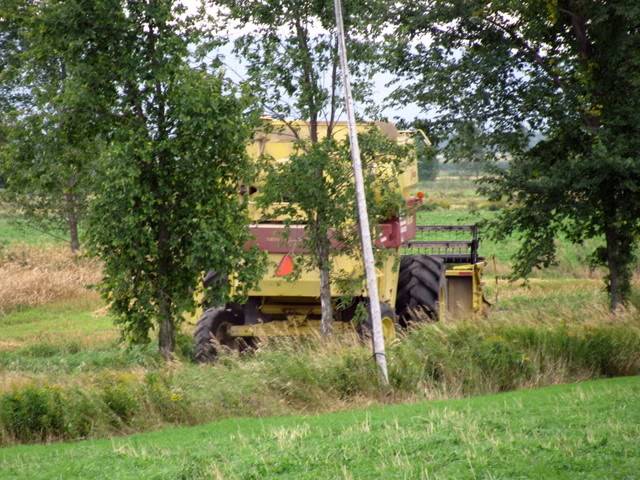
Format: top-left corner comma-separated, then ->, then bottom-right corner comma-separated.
0,340 -> 22,351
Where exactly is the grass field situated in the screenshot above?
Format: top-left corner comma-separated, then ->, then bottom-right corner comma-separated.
0,215 -> 62,246
1,175 -> 639,463
1,376 -> 638,479
416,178 -> 604,275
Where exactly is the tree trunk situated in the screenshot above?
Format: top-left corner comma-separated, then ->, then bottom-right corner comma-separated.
64,192 -> 80,253
68,211 -> 80,253
158,292 -> 175,360
604,224 -> 633,312
156,183 -> 175,358
317,235 -> 334,337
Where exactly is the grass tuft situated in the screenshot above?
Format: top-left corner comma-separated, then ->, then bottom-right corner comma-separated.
1,311 -> 639,446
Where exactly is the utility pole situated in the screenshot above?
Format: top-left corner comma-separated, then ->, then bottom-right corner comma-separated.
333,0 -> 389,384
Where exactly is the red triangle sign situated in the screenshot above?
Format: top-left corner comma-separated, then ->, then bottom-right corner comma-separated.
275,254 -> 294,277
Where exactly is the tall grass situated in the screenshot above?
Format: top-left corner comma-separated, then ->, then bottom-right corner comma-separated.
1,308 -> 639,446
0,244 -> 101,314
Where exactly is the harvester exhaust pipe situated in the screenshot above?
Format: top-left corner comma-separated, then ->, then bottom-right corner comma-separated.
333,0 -> 389,385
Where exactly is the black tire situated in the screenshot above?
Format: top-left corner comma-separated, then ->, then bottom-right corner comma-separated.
357,302 -> 398,340
193,306 -> 253,362
395,255 -> 446,324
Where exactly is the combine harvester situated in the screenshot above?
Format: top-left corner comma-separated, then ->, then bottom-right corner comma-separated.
194,120 -> 487,361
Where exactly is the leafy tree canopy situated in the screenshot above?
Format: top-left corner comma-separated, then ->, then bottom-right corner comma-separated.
257,128 -> 408,332
212,0 -> 385,135
0,0 -> 122,251
388,0 -> 640,308
209,0 -> 391,332
80,0 -> 265,356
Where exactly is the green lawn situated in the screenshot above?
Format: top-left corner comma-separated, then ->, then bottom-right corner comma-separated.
1,377 -> 638,479
0,297 -> 111,341
0,216 -> 63,246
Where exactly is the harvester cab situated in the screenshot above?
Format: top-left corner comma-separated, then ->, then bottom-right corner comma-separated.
194,120 -> 486,361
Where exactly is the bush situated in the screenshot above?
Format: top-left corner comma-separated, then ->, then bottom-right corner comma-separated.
143,372 -> 192,424
0,386 -> 66,442
101,377 -> 139,426
388,321 -> 640,397
175,332 -> 195,360
64,390 -> 103,439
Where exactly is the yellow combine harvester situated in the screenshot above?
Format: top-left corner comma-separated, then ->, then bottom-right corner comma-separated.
194,120 -> 486,361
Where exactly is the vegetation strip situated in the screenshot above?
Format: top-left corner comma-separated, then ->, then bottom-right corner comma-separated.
1,315 -> 639,447
0,377 -> 638,479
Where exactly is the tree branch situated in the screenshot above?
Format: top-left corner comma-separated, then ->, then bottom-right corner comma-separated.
481,16 -> 565,93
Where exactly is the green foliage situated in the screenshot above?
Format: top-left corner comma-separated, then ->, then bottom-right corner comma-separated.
389,0 -> 640,308
0,386 -> 66,442
214,0 -> 391,332
2,378 -> 640,479
257,128 -> 408,291
100,378 -> 138,426
142,372 -> 192,424
0,0 -> 122,251
415,132 -> 439,181
215,0 -> 383,125
3,313 -> 640,446
83,1 -> 265,354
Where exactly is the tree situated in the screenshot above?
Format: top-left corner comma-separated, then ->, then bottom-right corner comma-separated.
257,129 -> 407,335
211,0 -> 384,333
86,0 -> 264,358
0,0 -> 120,252
388,0 -> 640,309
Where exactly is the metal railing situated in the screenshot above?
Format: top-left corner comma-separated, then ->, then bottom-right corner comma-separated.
403,225 -> 480,264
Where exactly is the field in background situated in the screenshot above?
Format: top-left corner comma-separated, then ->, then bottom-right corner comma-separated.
0,210 -> 62,246
417,176 -> 604,277
1,174 -> 639,460
1,377 -> 638,479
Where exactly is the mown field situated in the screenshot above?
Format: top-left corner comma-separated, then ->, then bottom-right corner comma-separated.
1,377 -> 638,479
0,175 -> 639,476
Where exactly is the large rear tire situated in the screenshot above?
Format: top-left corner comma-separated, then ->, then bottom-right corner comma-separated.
395,255 -> 446,325
193,306 -> 254,363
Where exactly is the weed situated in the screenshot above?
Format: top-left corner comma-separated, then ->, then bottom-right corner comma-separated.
0,386 -> 66,442
142,372 -> 192,424
100,376 -> 139,426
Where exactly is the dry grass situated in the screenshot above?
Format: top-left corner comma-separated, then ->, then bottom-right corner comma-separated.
0,244 -> 102,314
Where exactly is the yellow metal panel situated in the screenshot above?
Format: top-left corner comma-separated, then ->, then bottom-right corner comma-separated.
446,276 -> 473,319
260,304 -> 322,315
247,121 -> 419,215
229,320 -> 354,337
228,316 -> 397,341
247,251 -> 400,305
444,261 -> 487,318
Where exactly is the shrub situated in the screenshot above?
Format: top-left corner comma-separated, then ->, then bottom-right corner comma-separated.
64,390 -> 104,439
143,372 -> 192,424
175,332 -> 195,360
0,386 -> 66,442
101,377 -> 139,426
2,315 -> 640,447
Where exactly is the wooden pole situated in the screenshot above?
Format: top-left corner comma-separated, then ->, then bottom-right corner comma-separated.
333,0 -> 389,384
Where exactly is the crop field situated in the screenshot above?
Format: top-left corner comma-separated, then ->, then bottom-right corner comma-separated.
1,175 -> 639,478
1,377 -> 638,479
